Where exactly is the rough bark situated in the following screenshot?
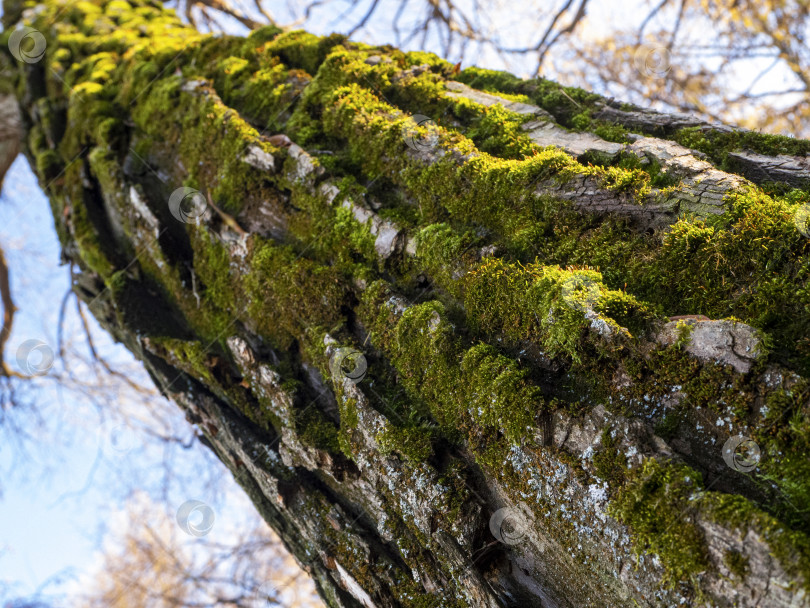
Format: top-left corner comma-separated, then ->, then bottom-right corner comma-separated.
4,1 -> 810,606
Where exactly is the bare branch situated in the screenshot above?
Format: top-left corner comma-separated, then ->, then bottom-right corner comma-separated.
0,241 -> 16,376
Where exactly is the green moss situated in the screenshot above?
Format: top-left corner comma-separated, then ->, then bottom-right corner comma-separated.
610,458 -> 708,586
245,237 -> 347,350
377,425 -> 434,462
189,227 -> 236,311
609,152 -> 679,189
264,30 -> 347,76
207,48 -> 302,132
140,248 -> 234,347
593,344 -> 759,428
67,163 -> 116,279
34,149 -> 63,183
633,186 -> 810,372
152,337 -> 215,384
297,408 -> 341,454
755,382 -> 810,529
435,460 -> 474,526
461,342 -> 544,440
596,289 -> 658,337
361,293 -> 544,443
723,550 -> 749,579
317,79 -> 662,264
673,319 -> 694,350
17,3 -> 810,601
462,258 -> 654,362
467,431 -> 522,488
592,164 -> 651,198
244,24 -> 283,48
455,67 -> 810,163
291,196 -> 378,276
413,223 -> 480,294
569,109 -> 631,144
703,492 -> 810,592
592,121 -> 631,144
653,410 -> 681,441
592,427 -> 627,487
131,76 -> 283,216
455,66 -> 606,127
337,396 -> 359,458
674,126 -> 810,171
530,79 -> 605,125
448,97 -> 537,158
454,66 -> 526,95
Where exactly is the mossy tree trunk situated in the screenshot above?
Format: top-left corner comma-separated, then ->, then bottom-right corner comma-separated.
5,1 -> 810,606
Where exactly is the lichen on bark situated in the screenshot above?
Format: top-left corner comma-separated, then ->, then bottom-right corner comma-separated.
5,0 -> 810,606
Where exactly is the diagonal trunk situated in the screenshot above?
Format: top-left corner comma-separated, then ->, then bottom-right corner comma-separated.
0,93 -> 21,189
4,1 -> 810,606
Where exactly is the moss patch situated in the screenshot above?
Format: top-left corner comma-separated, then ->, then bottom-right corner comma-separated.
610,458 -> 708,586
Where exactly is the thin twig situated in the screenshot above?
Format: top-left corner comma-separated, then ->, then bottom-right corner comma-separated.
206,190 -> 248,236
75,297 -> 152,394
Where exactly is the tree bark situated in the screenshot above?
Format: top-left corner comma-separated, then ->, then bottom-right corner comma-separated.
5,1 -> 810,606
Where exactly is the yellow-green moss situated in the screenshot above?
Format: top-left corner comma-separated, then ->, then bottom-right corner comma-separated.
151,337 -> 215,384
245,237 -> 347,350
361,290 -> 545,443
463,258 -> 655,362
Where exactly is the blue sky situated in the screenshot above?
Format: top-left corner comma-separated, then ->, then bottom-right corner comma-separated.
0,154 -> 114,601
0,153 -> 237,605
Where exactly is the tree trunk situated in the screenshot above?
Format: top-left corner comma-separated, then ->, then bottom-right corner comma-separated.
5,1 -> 810,606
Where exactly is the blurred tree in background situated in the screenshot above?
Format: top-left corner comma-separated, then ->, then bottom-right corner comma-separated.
81,493 -> 322,608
